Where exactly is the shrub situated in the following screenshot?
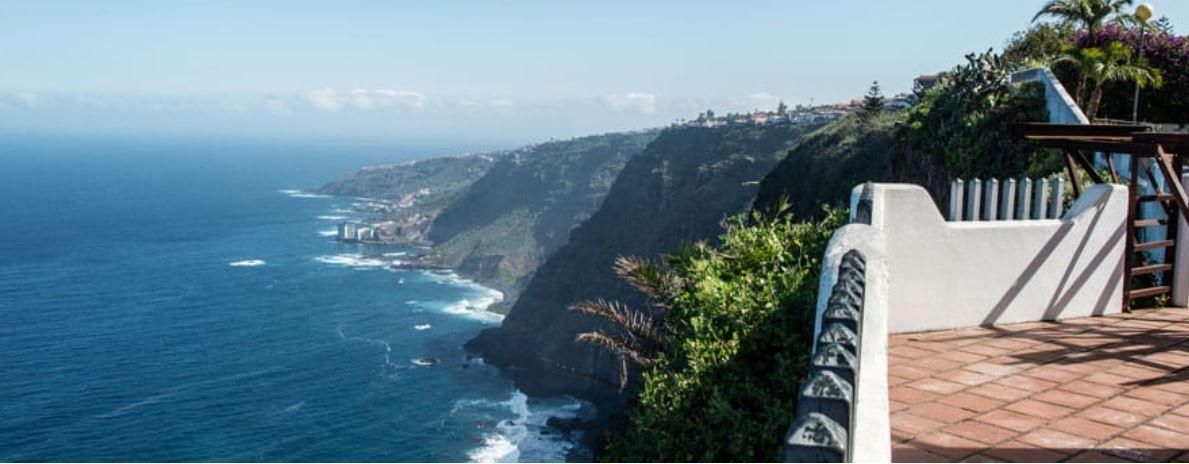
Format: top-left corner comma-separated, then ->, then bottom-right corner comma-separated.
595,206 -> 846,462
1073,24 -> 1189,122
893,50 -> 1061,201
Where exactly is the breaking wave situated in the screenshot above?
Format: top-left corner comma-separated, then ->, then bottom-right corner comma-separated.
279,189 -> 331,199
228,259 -> 266,267
461,390 -> 589,463
314,254 -> 386,268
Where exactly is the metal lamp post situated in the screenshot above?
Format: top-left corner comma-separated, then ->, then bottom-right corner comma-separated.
1132,3 -> 1154,123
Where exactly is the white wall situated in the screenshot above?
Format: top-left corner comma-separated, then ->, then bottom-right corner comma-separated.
1010,67 -> 1090,125
861,183 -> 1127,333
812,224 -> 890,463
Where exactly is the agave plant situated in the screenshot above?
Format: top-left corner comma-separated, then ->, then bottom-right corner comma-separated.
569,256 -> 684,390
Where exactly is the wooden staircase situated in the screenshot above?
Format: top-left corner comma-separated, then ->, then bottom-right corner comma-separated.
1021,124 -> 1188,307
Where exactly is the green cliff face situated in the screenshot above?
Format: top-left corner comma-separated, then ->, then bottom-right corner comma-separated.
753,112 -> 897,217
466,121 -> 824,410
419,131 -> 659,300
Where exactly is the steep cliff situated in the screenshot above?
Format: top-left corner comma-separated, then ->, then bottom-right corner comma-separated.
752,113 -> 897,217
317,153 -> 501,244
420,131 -> 658,300
466,121 -> 823,410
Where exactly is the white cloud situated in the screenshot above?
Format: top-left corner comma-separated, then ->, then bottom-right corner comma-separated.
730,92 -> 783,112
304,89 -> 425,111
603,92 -> 656,114
0,92 -> 39,108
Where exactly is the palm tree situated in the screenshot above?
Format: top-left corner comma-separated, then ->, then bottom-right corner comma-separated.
568,256 -> 682,390
1056,41 -> 1162,119
1033,0 -> 1134,35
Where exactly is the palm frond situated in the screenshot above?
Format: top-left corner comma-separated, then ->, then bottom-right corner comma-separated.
569,299 -> 664,346
613,256 -> 683,308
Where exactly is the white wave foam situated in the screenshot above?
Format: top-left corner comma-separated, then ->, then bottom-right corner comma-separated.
465,391 -> 588,463
316,215 -> 349,221
279,189 -> 331,198
314,254 -> 386,268
418,272 -> 506,321
383,251 -> 408,257
414,324 -> 432,331
318,229 -> 338,237
229,259 -> 266,267
442,298 -> 504,324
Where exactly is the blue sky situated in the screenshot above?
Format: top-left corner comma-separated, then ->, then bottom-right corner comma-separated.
1,1 -> 1187,144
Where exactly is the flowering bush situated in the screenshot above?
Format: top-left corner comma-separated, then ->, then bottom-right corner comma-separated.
1074,24 -> 1189,122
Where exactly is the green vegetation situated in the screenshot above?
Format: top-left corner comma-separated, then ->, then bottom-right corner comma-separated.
1011,0 -> 1181,122
421,131 -> 658,299
859,80 -> 885,121
894,51 -> 1060,198
467,121 -> 824,411
754,111 -> 896,217
582,206 -> 845,462
1056,41 -> 1161,119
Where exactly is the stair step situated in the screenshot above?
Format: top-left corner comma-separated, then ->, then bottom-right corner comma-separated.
1134,240 -> 1176,251
1128,286 -> 1171,299
1132,264 -> 1173,276
1134,219 -> 1167,228
1138,194 -> 1175,202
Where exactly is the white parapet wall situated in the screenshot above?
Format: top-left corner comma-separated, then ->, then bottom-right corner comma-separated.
816,224 -> 890,462
856,183 -> 1128,333
1010,67 -> 1090,125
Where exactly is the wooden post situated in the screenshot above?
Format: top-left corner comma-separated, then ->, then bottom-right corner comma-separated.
1065,150 -> 1083,197
1125,154 -> 1140,306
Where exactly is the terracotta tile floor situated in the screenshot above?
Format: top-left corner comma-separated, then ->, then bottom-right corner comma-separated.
889,308 -> 1189,462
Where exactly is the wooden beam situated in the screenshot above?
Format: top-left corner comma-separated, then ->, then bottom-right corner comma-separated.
1016,123 -> 1151,139
1155,145 -> 1189,221
1064,151 -> 1083,197
1030,139 -> 1159,156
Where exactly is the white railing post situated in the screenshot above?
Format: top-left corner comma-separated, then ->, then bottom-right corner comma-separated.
1031,177 -> 1047,219
966,178 -> 982,221
984,179 -> 999,221
1049,177 -> 1065,219
949,179 -> 964,221
1018,178 -> 1032,220
1001,179 -> 1016,220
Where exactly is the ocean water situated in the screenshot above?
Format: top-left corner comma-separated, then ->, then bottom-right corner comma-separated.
0,135 -> 589,462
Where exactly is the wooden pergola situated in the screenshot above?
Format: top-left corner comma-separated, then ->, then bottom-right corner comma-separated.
1020,123 -> 1188,306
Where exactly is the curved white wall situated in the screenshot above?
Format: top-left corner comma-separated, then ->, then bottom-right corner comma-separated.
860,183 -> 1127,333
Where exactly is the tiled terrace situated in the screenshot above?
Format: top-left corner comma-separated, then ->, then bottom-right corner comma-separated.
889,309 -> 1189,462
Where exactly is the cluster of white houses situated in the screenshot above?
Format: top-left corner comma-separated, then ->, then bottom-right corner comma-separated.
336,222 -> 381,243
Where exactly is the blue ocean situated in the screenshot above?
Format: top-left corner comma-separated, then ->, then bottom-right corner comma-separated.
0,135 -> 588,462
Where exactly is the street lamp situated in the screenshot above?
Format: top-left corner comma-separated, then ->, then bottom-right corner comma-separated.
1132,3 -> 1154,123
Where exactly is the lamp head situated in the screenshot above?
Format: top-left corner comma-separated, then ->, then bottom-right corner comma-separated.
1135,4 -> 1154,23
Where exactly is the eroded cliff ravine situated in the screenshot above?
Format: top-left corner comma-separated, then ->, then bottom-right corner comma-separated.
466,122 -> 824,412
